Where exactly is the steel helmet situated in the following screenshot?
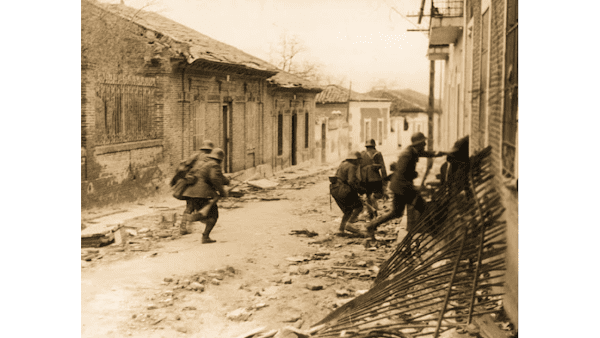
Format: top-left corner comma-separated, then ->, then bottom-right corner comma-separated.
200,140 -> 215,151
346,151 -> 362,160
411,132 -> 427,146
208,148 -> 225,161
365,139 -> 376,147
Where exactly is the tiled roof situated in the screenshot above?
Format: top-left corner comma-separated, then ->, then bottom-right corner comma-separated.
95,1 -> 319,90
315,85 -> 390,104
267,72 -> 322,92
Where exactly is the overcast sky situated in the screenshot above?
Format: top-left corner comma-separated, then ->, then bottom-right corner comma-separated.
99,0 -> 435,94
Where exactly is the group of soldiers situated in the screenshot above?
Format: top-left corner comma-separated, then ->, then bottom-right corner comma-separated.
170,132 -> 469,245
330,132 -> 470,241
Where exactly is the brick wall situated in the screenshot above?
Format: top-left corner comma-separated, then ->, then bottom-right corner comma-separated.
81,1 -> 170,208
468,0 -> 518,328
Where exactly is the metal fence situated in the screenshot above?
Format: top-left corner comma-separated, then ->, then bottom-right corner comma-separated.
431,0 -> 464,17
95,74 -> 158,146
311,147 -> 506,338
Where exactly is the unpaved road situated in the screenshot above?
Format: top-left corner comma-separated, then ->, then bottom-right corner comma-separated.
81,156 -> 444,338
82,172 -> 400,338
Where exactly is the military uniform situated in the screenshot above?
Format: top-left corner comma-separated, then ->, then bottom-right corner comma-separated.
180,147 -> 229,243
366,133 -> 443,240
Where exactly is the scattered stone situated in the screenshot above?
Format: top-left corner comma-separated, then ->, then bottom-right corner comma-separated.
147,305 -> 158,310
355,261 -> 367,267
298,267 -> 310,275
253,303 -> 268,310
288,266 -> 300,275
189,282 -> 205,292
160,298 -> 174,306
175,325 -> 188,333
226,308 -> 253,322
164,277 -> 173,283
211,279 -> 221,285
283,277 -> 293,284
328,272 -> 338,279
355,290 -> 369,296
283,314 -> 302,323
334,244 -> 342,248
175,315 -> 181,320
335,289 -> 352,297
286,256 -> 309,263
207,272 -> 224,280
131,314 -> 137,319
180,279 -> 191,287
314,252 -> 330,257
182,306 -> 197,311
306,283 -> 323,291
138,228 -> 150,233
226,266 -> 236,275
293,319 -> 304,329
156,230 -> 171,238
367,247 -> 377,251
290,229 -> 318,237
152,316 -> 166,325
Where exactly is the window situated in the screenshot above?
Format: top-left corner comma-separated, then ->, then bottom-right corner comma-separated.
364,119 -> 371,142
277,113 -> 283,156
503,0 -> 518,178
305,111 -> 309,148
95,76 -> 157,145
478,8 -> 491,148
377,118 -> 384,145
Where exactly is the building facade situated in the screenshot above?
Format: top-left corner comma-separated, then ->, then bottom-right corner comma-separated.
415,0 -> 518,328
81,0 -> 321,208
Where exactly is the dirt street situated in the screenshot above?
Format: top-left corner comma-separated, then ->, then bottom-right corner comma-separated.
81,155 -> 445,338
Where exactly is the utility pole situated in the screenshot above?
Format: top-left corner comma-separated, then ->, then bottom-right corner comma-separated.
421,60 -> 435,187
427,60 -> 435,152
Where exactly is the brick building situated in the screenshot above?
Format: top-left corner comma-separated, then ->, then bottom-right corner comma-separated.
314,85 -> 392,165
81,0 -> 321,208
413,0 -> 518,328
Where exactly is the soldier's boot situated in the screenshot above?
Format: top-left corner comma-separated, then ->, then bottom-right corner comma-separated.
366,223 -> 377,241
348,206 -> 363,224
202,219 -> 217,244
180,214 -> 190,235
337,213 -> 351,236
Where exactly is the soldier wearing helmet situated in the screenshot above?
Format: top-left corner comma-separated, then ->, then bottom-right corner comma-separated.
329,151 -> 365,236
180,147 -> 230,243
170,140 -> 215,187
366,132 -> 446,241
358,138 -> 388,221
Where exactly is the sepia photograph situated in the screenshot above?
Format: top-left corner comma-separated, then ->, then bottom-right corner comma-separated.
78,0 -> 520,337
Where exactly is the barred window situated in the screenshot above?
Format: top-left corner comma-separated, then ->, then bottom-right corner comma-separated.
95,75 -> 157,145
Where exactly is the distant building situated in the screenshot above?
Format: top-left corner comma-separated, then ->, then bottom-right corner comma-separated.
81,0 -> 321,208
314,85 -> 392,164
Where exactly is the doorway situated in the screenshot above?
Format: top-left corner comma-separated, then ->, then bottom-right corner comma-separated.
291,113 -> 297,166
321,123 -> 326,163
222,103 -> 231,173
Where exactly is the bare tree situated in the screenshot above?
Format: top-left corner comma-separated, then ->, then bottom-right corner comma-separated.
269,31 -> 323,83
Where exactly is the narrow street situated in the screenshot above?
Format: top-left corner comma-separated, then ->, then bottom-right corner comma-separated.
81,160 -> 416,338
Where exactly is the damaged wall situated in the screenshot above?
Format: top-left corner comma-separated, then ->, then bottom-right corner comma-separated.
82,0 -> 171,209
